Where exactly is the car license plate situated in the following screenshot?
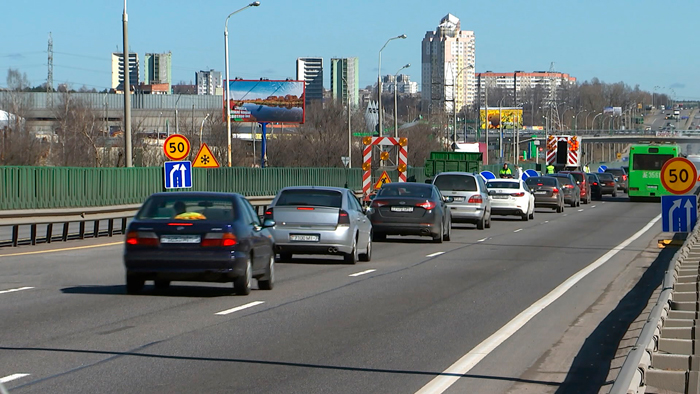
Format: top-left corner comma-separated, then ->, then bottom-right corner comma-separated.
452,196 -> 465,202
290,234 -> 319,242
391,206 -> 414,212
534,191 -> 547,195
492,195 -> 509,199
160,235 -> 201,244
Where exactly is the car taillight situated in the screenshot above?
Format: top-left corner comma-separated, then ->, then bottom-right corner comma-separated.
371,199 -> 389,208
416,201 -> 436,210
468,195 -> 483,203
264,208 -> 274,221
537,183 -> 543,186
565,184 -> 574,189
126,231 -> 159,246
623,175 -> 628,180
552,188 -> 559,194
593,182 -> 598,186
511,192 -> 525,197
338,210 -> 351,226
297,207 -> 315,210
201,232 -> 237,247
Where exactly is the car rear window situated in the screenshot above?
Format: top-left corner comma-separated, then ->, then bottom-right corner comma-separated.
433,175 -> 478,192
566,172 -> 584,183
605,168 -> 625,175
137,196 -> 236,221
378,185 -> 433,198
552,176 -> 573,185
597,173 -> 614,181
275,189 -> 343,208
487,181 -> 520,189
526,177 -> 556,187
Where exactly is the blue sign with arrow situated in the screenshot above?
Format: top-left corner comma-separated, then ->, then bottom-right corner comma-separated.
597,165 -> 607,173
164,161 -> 192,189
661,195 -> 697,232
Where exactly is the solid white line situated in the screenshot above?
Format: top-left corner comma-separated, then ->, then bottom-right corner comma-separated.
514,229 -> 522,233
0,287 -> 34,295
592,205 -> 596,208
349,269 -> 377,277
215,301 -> 265,316
477,238 -> 488,242
578,209 -> 584,212
0,373 -> 30,383
426,252 -> 445,257
415,213 -> 662,394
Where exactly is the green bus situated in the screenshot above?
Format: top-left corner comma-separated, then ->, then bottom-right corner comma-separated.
628,144 -> 680,200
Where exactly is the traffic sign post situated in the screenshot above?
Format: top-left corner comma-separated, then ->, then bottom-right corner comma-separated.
661,157 -> 698,195
662,195 -> 697,232
164,161 -> 192,189
163,134 -> 191,161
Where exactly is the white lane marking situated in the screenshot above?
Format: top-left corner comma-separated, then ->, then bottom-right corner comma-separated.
349,269 -> 377,277
578,209 -> 584,212
415,213 -> 662,394
592,205 -> 596,208
215,301 -> 265,316
0,373 -> 30,383
477,238 -> 488,242
514,229 -> 522,233
563,214 -> 568,216
602,201 -> 606,204
426,252 -> 445,257
0,287 -> 34,295
544,221 -> 549,223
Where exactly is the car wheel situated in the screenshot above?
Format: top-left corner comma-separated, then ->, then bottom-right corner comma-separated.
344,236 -> 358,264
485,214 -> 491,228
528,209 -> 534,220
613,191 -> 617,197
372,232 -> 386,242
582,196 -> 588,204
359,233 -> 372,262
432,222 -> 443,243
521,211 -> 529,221
154,280 -> 170,290
476,215 -> 485,230
443,218 -> 451,241
258,254 -> 275,290
126,274 -> 145,295
234,258 -> 252,295
278,252 -> 292,262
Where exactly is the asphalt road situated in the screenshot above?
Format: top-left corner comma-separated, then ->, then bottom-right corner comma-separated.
0,195 -> 663,393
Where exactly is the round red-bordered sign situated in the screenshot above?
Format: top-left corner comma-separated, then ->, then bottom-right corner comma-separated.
660,157 -> 697,195
163,134 -> 191,161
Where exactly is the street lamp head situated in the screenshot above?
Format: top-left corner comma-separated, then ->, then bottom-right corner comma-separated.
250,1 -> 260,6
398,34 -> 407,39
404,63 -> 411,69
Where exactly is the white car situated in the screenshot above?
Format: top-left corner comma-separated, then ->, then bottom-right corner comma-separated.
486,179 -> 535,221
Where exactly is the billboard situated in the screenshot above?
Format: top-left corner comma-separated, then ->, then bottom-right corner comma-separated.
224,80 -> 305,123
480,108 -> 523,129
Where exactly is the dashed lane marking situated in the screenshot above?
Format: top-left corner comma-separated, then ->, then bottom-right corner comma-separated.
349,269 -> 377,277
0,242 -> 122,257
215,301 -> 265,316
0,373 -> 30,383
426,252 -> 445,257
514,229 -> 522,233
0,287 -> 34,295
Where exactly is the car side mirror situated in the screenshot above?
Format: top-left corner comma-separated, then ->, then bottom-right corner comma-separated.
444,196 -> 454,203
262,219 -> 276,228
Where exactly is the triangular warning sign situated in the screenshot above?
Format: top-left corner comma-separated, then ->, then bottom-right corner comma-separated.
193,143 -> 220,168
374,171 -> 392,189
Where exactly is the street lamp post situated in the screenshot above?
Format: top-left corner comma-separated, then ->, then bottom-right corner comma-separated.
225,2 -> 260,167
342,76 -> 352,168
592,112 -> 603,130
451,64 -> 473,150
574,110 -> 587,133
199,113 -> 210,146
393,64 -> 410,138
377,34 -> 407,138
122,0 -> 132,167
498,97 -> 506,160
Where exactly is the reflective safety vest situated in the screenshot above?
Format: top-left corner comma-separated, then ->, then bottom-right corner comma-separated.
546,165 -> 555,174
499,168 -> 512,175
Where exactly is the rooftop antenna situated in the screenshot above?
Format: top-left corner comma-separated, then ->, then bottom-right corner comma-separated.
549,62 -> 556,72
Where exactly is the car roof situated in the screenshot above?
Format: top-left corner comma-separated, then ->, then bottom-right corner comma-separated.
149,191 -> 242,198
434,172 -> 477,176
383,182 -> 433,188
279,186 -> 349,192
487,179 -> 520,183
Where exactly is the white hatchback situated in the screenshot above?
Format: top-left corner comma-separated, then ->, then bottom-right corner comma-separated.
486,179 -> 535,221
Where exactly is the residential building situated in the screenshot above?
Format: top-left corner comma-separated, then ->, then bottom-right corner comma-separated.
296,57 -> 323,104
111,52 -> 139,92
330,57 -> 359,107
476,71 -> 577,105
382,74 -> 419,94
195,70 -> 223,95
421,14 -> 476,114
144,52 -> 172,93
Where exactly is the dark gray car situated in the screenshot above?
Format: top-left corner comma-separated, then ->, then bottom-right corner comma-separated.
605,168 -> 628,193
550,173 -> 581,207
525,176 -> 565,212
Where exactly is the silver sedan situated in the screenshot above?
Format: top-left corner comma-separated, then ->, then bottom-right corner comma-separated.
266,186 -> 372,264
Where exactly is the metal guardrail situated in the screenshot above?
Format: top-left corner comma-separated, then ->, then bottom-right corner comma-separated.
610,222 -> 700,393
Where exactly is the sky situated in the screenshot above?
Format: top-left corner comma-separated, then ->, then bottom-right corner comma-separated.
2,0 -> 699,100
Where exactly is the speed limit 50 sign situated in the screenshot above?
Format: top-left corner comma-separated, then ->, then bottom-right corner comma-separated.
660,157 -> 698,195
163,134 -> 191,161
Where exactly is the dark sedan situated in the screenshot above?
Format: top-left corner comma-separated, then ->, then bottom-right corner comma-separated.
586,173 -> 604,200
525,176 -> 565,212
368,183 -> 452,243
124,192 -> 276,295
596,172 -> 618,196
550,173 -> 581,207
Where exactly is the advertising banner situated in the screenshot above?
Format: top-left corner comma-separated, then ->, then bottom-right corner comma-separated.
480,108 -> 523,129
224,80 -> 305,123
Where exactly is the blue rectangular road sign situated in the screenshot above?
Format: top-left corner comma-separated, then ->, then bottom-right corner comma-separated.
164,161 -> 192,189
661,195 -> 698,232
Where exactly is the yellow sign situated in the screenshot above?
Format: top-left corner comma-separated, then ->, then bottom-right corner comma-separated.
660,157 -> 697,195
374,171 -> 392,189
617,152 -> 622,159
163,134 -> 191,161
192,143 -> 220,168
480,108 -> 524,129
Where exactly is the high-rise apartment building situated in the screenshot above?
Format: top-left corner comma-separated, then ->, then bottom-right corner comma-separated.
330,57 -> 359,108
144,52 -> 172,93
421,14 -> 475,114
382,74 -> 419,94
296,57 -> 324,104
111,52 -> 139,92
477,71 -> 577,105
195,70 -> 223,95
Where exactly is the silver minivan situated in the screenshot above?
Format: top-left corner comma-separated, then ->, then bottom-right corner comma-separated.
432,172 -> 491,230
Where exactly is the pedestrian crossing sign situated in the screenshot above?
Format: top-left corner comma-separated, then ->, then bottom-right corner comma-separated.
193,143 -> 220,168
374,171 -> 392,189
